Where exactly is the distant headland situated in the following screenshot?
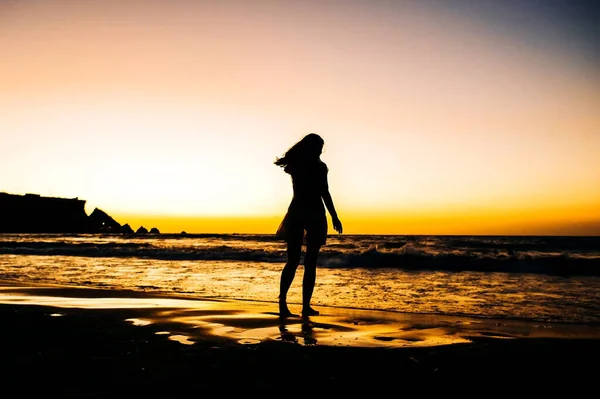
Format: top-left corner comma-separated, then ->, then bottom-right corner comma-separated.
0,192 -> 160,234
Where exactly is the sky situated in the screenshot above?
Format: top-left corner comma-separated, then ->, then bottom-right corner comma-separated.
1,0 -> 599,235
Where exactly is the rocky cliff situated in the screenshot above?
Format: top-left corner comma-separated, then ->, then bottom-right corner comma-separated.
0,192 -> 154,234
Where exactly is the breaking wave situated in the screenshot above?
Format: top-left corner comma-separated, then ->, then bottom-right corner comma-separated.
1,234 -> 599,276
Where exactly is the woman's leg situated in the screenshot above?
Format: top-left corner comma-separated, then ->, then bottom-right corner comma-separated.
279,241 -> 301,316
302,243 -> 321,316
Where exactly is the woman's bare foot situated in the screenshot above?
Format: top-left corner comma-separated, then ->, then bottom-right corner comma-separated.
279,302 -> 297,318
301,306 -> 319,317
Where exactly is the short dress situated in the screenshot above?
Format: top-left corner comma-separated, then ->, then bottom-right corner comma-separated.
276,161 -> 329,246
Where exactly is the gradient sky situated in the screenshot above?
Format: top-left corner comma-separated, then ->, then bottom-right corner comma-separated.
1,0 -> 599,235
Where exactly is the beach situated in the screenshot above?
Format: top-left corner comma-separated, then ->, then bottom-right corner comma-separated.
1,282 -> 599,396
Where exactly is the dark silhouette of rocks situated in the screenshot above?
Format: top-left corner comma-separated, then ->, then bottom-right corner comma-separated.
0,192 -> 89,233
149,227 -> 160,234
88,208 -> 123,233
121,224 -> 134,234
0,192 -> 159,234
136,226 -> 149,234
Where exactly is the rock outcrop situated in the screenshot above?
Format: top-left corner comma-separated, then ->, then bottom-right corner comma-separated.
88,208 -> 123,233
0,192 -> 90,233
121,224 -> 134,234
0,192 -> 158,234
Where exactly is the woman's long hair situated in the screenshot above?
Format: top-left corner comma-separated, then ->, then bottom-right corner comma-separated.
274,133 -> 324,174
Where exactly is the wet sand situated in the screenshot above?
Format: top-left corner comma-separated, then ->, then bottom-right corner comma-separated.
1,282 -> 599,395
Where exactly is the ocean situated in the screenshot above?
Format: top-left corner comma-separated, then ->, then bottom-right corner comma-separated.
1,233 -> 599,324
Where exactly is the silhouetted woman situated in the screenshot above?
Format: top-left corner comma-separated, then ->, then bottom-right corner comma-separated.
274,133 -> 343,317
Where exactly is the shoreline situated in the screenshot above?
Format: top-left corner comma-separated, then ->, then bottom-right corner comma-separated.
4,282 -> 600,345
1,282 -> 599,393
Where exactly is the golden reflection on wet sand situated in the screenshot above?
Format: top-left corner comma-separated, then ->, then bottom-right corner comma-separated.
1,284 -> 600,348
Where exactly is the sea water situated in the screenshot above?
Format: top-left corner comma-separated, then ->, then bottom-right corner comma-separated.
1,233 -> 599,324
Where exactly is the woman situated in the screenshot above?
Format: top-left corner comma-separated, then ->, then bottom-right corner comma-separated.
274,133 -> 343,317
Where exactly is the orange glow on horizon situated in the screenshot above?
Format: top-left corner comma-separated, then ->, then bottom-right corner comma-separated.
113,202 -> 600,236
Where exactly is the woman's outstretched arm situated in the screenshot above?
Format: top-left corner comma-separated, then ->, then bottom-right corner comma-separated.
321,176 -> 343,234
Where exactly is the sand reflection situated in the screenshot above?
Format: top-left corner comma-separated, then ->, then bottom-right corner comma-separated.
1,285 -> 600,348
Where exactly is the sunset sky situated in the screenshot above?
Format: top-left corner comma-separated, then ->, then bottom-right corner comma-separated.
1,0 -> 599,235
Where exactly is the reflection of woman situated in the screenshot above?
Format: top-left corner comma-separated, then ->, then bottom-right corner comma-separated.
274,133 -> 343,317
